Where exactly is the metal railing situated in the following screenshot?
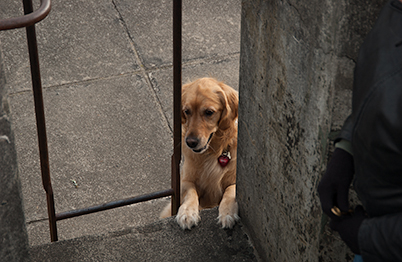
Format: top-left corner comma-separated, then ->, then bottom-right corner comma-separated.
0,0 -> 181,242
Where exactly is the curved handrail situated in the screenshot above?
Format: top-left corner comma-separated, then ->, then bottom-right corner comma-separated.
0,0 -> 51,31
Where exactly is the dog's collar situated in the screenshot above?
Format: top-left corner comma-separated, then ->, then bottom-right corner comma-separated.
218,149 -> 231,167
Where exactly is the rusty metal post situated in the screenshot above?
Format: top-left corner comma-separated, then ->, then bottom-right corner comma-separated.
23,0 -> 58,242
171,0 -> 182,216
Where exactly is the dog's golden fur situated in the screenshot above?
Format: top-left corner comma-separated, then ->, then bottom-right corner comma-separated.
160,77 -> 239,229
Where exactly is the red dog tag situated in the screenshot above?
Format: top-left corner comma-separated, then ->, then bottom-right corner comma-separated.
218,151 -> 231,167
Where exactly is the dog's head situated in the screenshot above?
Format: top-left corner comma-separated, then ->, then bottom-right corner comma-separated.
181,78 -> 238,154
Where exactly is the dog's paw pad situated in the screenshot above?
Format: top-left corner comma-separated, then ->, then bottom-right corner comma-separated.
176,207 -> 200,230
218,213 -> 240,229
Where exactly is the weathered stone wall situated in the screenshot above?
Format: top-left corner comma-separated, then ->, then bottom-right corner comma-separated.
237,0 -> 386,261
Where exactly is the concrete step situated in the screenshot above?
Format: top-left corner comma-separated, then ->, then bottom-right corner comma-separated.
29,208 -> 258,262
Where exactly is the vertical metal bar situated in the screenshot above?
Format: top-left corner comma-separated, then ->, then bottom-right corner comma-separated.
23,0 -> 58,242
171,0 -> 182,216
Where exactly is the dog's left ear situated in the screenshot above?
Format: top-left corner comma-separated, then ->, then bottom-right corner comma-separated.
217,82 -> 238,130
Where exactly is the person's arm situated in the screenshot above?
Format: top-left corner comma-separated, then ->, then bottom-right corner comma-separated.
335,115 -> 353,144
318,114 -> 355,218
359,212 -> 402,261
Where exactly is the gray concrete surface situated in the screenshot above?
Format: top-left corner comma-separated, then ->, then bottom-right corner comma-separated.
30,208 -> 257,262
0,41 -> 30,262
237,0 -> 386,261
0,0 -> 241,249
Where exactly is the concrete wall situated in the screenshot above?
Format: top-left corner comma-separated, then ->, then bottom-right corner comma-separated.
237,0 -> 386,261
0,42 -> 30,261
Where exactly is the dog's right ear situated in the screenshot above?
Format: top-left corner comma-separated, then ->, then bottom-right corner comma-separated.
181,83 -> 191,124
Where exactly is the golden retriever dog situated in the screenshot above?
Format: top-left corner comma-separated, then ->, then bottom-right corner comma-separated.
160,77 -> 239,230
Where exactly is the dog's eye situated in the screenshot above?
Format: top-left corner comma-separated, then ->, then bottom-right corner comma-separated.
205,109 -> 214,117
184,109 -> 191,115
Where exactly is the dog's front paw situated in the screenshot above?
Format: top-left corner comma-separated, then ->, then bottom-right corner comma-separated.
218,213 -> 240,229
218,201 -> 240,229
176,204 -> 200,230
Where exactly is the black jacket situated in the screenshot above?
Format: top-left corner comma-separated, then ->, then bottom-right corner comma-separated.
337,1 -> 402,261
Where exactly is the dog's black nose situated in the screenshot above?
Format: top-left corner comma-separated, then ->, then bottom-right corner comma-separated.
186,137 -> 199,149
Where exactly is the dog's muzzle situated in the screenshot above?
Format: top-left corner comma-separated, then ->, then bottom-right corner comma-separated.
186,133 -> 214,153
